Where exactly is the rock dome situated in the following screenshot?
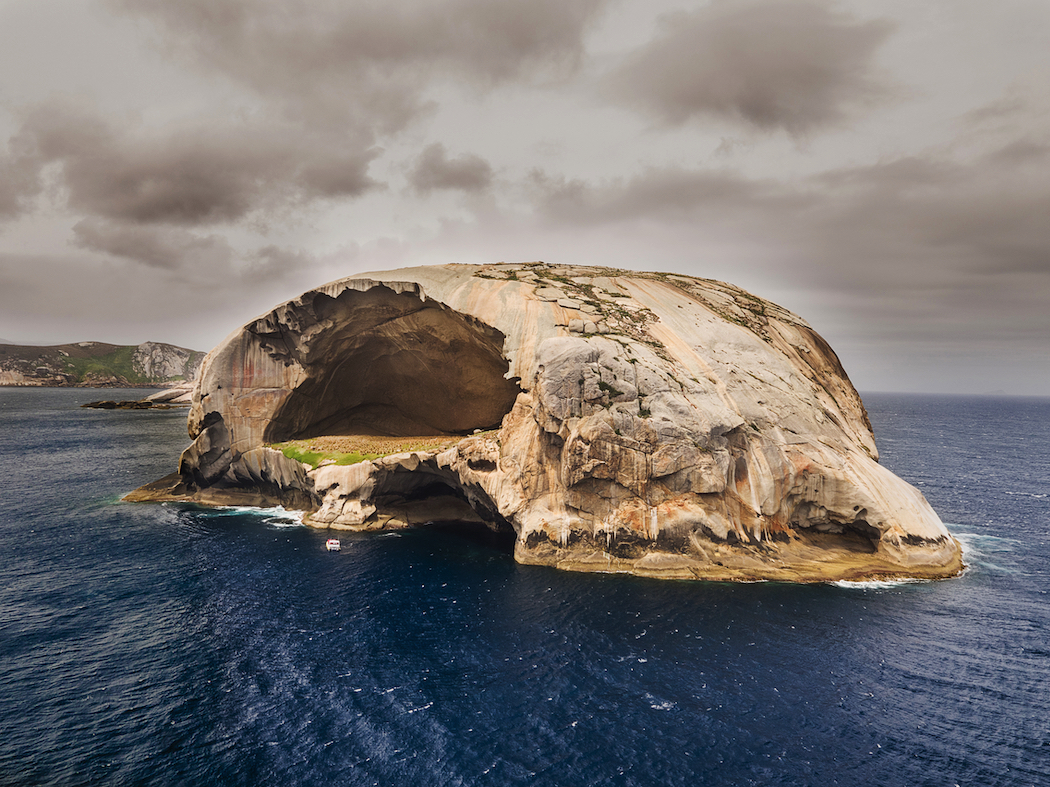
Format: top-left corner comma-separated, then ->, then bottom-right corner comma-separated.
129,262 -> 963,582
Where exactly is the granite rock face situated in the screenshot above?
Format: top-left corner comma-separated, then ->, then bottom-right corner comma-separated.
132,263 -> 963,582
133,342 -> 204,383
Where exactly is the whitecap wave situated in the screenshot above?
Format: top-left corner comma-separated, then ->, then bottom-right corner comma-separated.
953,531 -> 1018,549
211,505 -> 305,527
645,693 -> 677,711
831,577 -> 930,590
953,531 -> 1021,574
830,529 -> 1022,586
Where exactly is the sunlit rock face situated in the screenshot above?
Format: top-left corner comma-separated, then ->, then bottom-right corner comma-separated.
136,262 -> 963,582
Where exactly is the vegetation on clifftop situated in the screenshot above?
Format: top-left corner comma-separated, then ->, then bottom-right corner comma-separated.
62,346 -> 147,384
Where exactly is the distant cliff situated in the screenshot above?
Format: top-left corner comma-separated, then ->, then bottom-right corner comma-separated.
0,341 -> 204,387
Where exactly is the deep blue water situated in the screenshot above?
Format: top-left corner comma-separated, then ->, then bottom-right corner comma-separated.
1,388 -> 1048,786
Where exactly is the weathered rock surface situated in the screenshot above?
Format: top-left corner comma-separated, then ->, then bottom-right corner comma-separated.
133,342 -> 204,383
144,379 -> 196,405
128,262 -> 963,582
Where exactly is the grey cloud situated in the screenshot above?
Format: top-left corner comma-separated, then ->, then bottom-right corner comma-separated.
16,101 -> 380,227
528,137 -> 1050,286
72,219 -> 314,285
0,249 -> 319,350
531,166 -> 808,224
249,245 -> 316,280
807,143 -> 1050,281
72,218 -> 237,271
409,143 -> 493,193
298,151 -> 384,200
982,138 -> 1050,167
959,94 -> 1030,128
110,0 -> 610,132
605,0 -> 894,135
0,133 -> 42,220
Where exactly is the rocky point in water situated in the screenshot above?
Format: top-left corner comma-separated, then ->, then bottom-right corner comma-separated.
128,262 -> 963,582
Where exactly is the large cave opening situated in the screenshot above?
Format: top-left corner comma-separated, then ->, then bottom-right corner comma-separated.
264,284 -> 522,442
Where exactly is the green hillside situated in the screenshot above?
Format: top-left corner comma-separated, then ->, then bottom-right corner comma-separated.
0,341 -> 204,387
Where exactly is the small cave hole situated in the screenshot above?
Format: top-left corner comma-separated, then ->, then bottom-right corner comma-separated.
424,519 -> 517,554
372,472 -> 516,555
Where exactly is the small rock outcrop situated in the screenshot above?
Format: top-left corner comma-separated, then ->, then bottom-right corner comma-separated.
128,263 -> 963,582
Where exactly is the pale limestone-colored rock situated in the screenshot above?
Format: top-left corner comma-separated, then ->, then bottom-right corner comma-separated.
134,342 -> 204,382
132,262 -> 963,582
0,370 -> 34,385
145,380 -> 196,404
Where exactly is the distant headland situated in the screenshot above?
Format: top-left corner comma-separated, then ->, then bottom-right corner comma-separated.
0,341 -> 204,388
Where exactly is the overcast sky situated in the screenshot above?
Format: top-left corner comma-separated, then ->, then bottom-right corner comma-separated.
2,0 -> 1048,394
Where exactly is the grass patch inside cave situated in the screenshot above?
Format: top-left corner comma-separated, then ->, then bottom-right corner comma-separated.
268,433 -> 496,469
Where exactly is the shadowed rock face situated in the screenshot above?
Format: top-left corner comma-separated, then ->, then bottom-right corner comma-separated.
263,285 -> 520,440
130,262 -> 963,583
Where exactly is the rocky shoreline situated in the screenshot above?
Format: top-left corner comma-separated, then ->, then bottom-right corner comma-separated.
81,399 -> 183,410
80,380 -> 196,410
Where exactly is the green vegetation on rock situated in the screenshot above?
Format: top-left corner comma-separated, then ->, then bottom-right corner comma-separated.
270,442 -> 382,468
267,433 -> 482,469
63,346 -> 147,384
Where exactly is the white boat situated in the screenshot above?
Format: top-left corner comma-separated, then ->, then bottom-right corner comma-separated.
325,538 -> 341,552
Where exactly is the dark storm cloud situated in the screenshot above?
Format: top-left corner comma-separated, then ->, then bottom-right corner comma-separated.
16,102 -> 380,228
605,0 -> 894,135
110,0 -> 610,131
409,143 -> 493,194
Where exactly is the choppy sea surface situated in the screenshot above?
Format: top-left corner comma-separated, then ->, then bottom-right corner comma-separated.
1,388 -> 1048,786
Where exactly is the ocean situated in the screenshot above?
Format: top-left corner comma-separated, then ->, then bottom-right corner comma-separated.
1,388 -> 1047,786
